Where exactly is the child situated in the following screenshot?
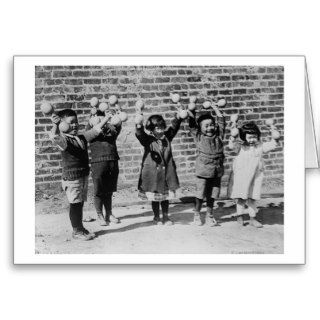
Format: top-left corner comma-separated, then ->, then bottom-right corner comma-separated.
50,109 -> 111,240
228,122 -> 279,228
135,113 -> 182,225
188,103 -> 225,226
86,110 -> 121,226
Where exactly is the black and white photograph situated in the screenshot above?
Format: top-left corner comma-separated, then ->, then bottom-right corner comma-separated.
33,63 -> 284,255
13,55 -> 305,264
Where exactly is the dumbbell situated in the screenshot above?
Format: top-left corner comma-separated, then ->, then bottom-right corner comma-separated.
230,114 -> 240,137
170,93 -> 188,119
265,119 -> 281,140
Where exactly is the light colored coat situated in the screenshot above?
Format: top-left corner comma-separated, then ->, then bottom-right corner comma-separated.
228,139 -> 278,200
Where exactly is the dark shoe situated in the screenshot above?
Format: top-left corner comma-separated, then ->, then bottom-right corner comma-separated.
72,229 -> 95,241
153,216 -> 162,225
109,214 -> 121,224
97,214 -> 109,226
162,215 -> 173,226
237,215 -> 245,226
249,218 -> 263,228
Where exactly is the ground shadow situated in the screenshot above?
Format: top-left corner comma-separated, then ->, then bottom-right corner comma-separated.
257,202 -> 284,225
94,200 -> 284,238
117,203 -> 193,222
94,203 -> 192,238
167,200 -> 284,226
115,210 -> 154,221
214,201 -> 284,226
94,219 -> 155,237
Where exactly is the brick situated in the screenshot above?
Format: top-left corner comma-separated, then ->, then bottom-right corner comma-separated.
53,71 -> 72,78
208,69 -> 222,74
92,70 -> 104,77
155,77 -> 170,83
219,89 -> 232,95
64,79 -> 83,85
162,70 -> 177,76
267,67 -> 284,73
187,76 -> 202,82
84,78 -> 101,84
177,69 -> 192,75
245,114 -> 260,120
72,70 -> 91,77
35,71 -> 52,79
233,89 -> 247,94
35,87 -> 43,94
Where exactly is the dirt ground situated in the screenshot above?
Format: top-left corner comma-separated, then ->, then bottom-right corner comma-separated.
35,195 -> 284,254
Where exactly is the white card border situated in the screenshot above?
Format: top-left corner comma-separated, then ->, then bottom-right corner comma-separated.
14,55 -> 305,264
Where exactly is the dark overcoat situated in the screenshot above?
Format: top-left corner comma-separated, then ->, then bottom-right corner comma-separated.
136,117 -> 182,194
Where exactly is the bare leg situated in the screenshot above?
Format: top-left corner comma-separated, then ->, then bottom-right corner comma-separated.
236,199 -> 245,226
248,199 -> 262,228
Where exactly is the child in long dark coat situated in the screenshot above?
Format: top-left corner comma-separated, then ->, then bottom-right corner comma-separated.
135,114 -> 182,225
86,110 -> 122,226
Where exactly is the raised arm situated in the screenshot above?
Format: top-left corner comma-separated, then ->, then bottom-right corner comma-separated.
85,121 -> 91,131
86,116 -> 121,138
165,114 -> 183,141
135,124 -> 151,147
228,136 -> 241,154
108,123 -> 122,137
212,106 -> 225,138
83,113 -> 113,142
262,138 -> 279,153
187,110 -> 198,137
49,114 -> 67,151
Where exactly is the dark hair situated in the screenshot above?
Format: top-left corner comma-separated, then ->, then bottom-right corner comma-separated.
95,109 -> 105,117
239,122 -> 261,141
197,114 -> 215,127
57,108 -> 77,119
145,114 -> 166,131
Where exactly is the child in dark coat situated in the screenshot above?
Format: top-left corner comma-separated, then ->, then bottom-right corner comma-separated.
188,104 -> 225,226
135,114 -> 182,225
86,110 -> 122,226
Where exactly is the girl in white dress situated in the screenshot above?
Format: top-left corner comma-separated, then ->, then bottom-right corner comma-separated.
228,122 -> 280,227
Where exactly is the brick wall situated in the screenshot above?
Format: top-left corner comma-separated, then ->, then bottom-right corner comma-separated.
35,65 -> 284,196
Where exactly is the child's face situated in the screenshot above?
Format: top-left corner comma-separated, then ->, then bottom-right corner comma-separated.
246,133 -> 258,145
153,126 -> 165,139
200,119 -> 215,136
64,115 -> 79,135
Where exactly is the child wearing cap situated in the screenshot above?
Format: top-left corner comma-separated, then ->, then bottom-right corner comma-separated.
188,103 -> 225,226
49,109 -> 111,240
85,110 -> 122,226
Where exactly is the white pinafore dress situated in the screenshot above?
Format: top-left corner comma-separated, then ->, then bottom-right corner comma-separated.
230,141 -> 277,200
